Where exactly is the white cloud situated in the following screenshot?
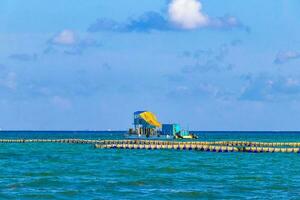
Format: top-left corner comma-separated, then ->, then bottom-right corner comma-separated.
274,51 -> 300,64
47,30 -> 101,55
0,72 -> 17,90
176,85 -> 189,91
88,0 -> 246,32
52,30 -> 76,45
286,78 -> 300,87
168,0 -> 209,29
167,0 -> 246,31
240,75 -> 300,101
51,96 -> 72,110
5,72 -> 17,90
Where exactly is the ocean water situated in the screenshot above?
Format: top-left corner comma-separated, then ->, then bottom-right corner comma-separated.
1,131 -> 300,199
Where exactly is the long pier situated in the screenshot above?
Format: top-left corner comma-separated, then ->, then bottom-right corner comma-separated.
1,139 -> 300,153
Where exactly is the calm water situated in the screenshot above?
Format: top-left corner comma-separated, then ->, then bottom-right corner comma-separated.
1,131 -> 300,199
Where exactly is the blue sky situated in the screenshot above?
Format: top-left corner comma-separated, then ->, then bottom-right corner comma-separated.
1,0 -> 300,130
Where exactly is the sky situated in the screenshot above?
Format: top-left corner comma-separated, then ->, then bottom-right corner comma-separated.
1,0 -> 300,130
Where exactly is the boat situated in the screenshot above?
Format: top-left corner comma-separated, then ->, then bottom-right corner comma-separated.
125,111 -> 197,140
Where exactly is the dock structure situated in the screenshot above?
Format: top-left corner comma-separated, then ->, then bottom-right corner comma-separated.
127,111 -> 197,139
1,139 -> 300,153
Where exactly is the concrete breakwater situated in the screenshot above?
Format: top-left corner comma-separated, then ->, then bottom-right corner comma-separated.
1,139 -> 300,153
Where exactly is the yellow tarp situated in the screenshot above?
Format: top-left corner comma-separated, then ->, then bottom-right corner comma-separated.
139,111 -> 161,127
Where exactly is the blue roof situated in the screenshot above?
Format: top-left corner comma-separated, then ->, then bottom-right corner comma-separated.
134,111 -> 146,115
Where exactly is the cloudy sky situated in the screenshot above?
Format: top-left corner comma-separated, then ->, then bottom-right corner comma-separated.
1,0 -> 300,130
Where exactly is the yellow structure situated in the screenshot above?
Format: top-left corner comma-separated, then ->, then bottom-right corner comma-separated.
138,111 -> 161,127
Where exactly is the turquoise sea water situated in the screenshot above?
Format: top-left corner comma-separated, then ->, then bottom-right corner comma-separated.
1,131 -> 300,199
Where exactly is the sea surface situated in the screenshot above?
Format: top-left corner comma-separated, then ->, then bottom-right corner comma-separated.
1,131 -> 300,199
